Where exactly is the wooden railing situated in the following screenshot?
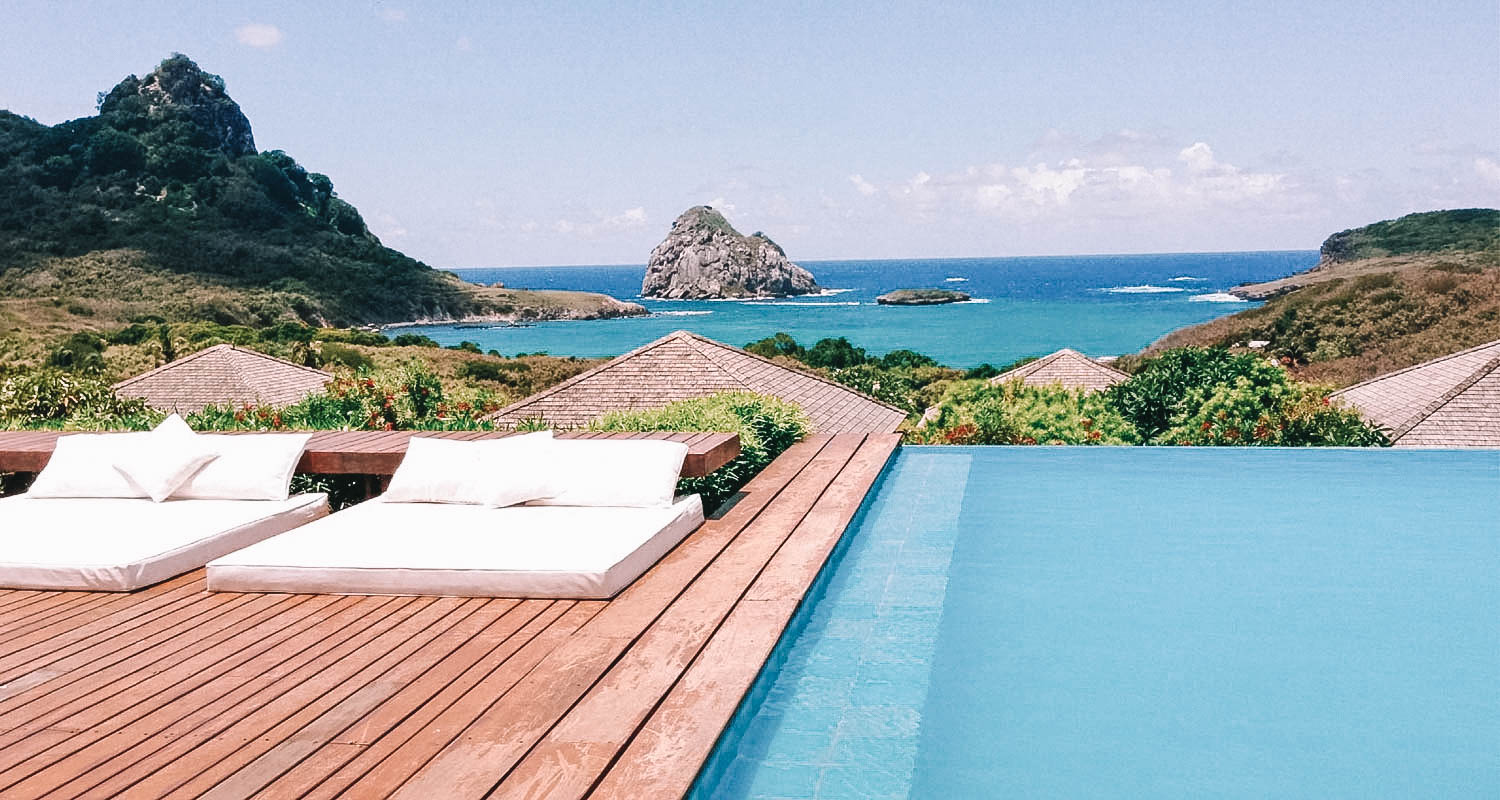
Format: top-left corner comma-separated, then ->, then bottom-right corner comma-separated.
0,430 -> 740,480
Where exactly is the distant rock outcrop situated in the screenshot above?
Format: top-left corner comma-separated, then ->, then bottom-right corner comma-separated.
876,288 -> 971,305
641,206 -> 818,299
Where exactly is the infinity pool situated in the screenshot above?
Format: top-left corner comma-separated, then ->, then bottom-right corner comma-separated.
692,447 -> 1500,799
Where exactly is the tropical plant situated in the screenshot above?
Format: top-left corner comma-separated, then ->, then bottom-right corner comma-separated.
914,379 -> 1139,445
590,392 -> 810,511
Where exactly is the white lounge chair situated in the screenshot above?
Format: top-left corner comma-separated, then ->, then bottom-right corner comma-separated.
0,494 -> 328,591
207,434 -> 705,599
0,417 -> 324,591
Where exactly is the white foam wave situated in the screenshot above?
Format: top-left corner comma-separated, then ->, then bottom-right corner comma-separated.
1168,275 -> 1205,282
1098,285 -> 1186,294
959,298 -> 991,304
812,288 -> 855,296
1188,292 -> 1249,303
655,310 -> 713,316
944,276 -> 969,282
744,301 -> 862,307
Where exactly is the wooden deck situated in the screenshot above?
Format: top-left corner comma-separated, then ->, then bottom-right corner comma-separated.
0,430 -> 740,481
0,432 -> 900,799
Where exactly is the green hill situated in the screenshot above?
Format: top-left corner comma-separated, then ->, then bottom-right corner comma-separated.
0,54 -> 638,348
1148,209 -> 1500,386
1319,209 -> 1500,263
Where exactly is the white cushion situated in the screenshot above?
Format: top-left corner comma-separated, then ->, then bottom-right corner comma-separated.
207,495 -> 704,598
112,414 -> 220,502
28,432 -> 152,499
381,432 -> 560,507
0,493 -> 329,591
172,433 -> 312,501
529,439 -> 689,508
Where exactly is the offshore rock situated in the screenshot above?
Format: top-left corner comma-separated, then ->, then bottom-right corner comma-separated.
641,206 -> 818,299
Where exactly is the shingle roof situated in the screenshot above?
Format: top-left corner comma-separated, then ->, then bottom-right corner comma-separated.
113,343 -> 332,414
988,348 -> 1130,392
483,330 -> 908,433
1330,339 -> 1500,447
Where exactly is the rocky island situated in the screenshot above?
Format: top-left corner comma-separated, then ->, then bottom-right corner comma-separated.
876,288 -> 971,305
641,206 -> 819,299
0,54 -> 642,346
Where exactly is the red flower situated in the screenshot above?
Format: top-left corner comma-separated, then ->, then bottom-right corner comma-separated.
1200,420 -> 1213,432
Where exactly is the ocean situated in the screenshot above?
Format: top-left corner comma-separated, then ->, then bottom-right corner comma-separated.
408,251 -> 1313,368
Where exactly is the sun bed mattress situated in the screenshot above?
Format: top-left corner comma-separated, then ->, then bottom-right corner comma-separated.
0,493 -> 329,591
206,495 -> 705,599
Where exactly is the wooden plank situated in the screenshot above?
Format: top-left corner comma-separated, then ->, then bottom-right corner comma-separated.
59,597 -> 436,800
323,600 -> 605,799
0,594 -> 356,782
0,573 -> 207,668
590,434 -> 901,798
387,435 -> 859,799
75,598 -> 479,800
486,435 -> 868,800
256,599 -> 575,800
0,429 -> 736,480
11,596 -> 439,800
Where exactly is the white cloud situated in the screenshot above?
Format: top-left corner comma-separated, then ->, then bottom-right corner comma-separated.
707,196 -> 737,212
606,207 -> 648,229
849,174 -> 877,196
1476,157 -> 1500,184
550,208 -> 649,238
377,7 -> 407,22
1177,142 -> 1218,172
234,23 -> 283,48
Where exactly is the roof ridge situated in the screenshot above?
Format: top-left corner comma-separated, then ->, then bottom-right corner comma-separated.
1389,353 -> 1500,442
111,343 -> 231,390
1332,338 -> 1500,397
674,331 -> 907,415
483,331 -> 705,421
228,344 -> 333,379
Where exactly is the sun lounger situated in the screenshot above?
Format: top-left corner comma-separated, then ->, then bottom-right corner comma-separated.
0,493 -> 328,591
206,494 -> 703,598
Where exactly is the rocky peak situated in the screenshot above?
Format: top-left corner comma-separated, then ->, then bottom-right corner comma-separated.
641,206 -> 819,299
98,54 -> 256,157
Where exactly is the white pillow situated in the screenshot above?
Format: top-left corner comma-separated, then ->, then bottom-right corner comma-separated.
111,414 -> 220,502
382,432 -> 560,507
171,433 -> 312,501
28,432 -> 152,498
528,438 -> 688,508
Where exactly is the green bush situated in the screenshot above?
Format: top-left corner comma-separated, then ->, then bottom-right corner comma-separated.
318,342 -> 373,371
590,392 -> 810,511
914,380 -> 1139,445
391,333 -> 440,347
0,369 -> 156,428
1158,362 -> 1386,446
1105,347 -> 1268,441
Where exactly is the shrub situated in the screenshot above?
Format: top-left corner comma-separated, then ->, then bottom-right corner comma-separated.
1161,368 -> 1386,446
318,342 -> 373,371
391,333 -> 440,348
458,359 -> 529,383
590,392 -> 810,511
914,380 -> 1139,445
1105,347 -> 1268,441
0,369 -> 155,428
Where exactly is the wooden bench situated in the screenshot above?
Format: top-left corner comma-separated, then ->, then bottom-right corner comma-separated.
0,430 -> 740,481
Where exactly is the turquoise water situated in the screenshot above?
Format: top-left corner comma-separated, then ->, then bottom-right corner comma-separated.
694,447 -> 1500,799
407,252 -> 1313,367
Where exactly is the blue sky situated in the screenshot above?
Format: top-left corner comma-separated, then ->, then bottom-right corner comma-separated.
2,0 -> 1496,266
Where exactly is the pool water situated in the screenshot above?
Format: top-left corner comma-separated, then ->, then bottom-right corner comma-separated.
692,447 -> 1500,799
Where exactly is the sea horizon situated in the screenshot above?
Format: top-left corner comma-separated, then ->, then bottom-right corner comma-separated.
416,250 -> 1317,367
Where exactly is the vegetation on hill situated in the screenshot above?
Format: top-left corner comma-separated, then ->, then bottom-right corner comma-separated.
0,54 -> 639,365
1319,209 -> 1500,263
1155,209 -> 1500,386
